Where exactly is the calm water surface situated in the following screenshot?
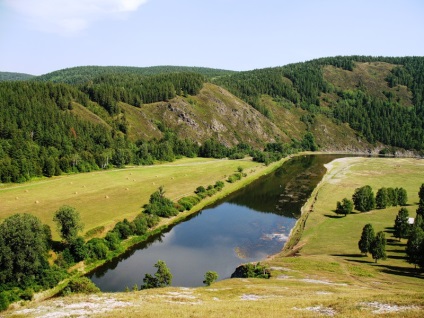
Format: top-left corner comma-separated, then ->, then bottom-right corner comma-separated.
88,154 -> 346,291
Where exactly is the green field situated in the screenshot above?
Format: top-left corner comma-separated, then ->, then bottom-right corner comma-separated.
4,156 -> 424,317
0,157 -> 268,240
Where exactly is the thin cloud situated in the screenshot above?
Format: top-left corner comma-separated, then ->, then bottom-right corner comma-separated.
5,0 -> 148,35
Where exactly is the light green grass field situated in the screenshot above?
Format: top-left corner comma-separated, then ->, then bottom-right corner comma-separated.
0,157 -> 265,240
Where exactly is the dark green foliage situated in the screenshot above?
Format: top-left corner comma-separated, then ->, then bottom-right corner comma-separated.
214,180 -> 225,191
199,139 -> 228,159
417,184 -> 424,217
178,195 -> 201,211
358,223 -> 375,255
231,263 -> 271,279
203,271 -> 219,286
19,288 -> 34,301
132,215 -> 148,236
62,277 -> 100,295
227,173 -> 243,183
112,219 -> 134,240
352,185 -> 376,212
394,208 -> 410,241
0,71 -> 34,82
53,205 -> 84,243
335,198 -> 354,216
396,187 -> 408,206
0,292 -> 9,311
35,65 -> 234,84
0,214 -> 49,287
195,186 -> 206,194
376,188 -> 389,209
69,237 -> 88,262
86,238 -> 109,260
105,231 -> 121,251
144,187 -> 179,218
406,225 -> 424,268
141,260 -> 173,289
301,132 -> 318,151
370,231 -> 387,263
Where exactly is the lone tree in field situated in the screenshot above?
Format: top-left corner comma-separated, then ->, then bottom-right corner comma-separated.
141,260 -> 173,289
352,185 -> 375,212
358,223 -> 375,255
393,208 -> 410,241
203,271 -> 219,286
370,231 -> 387,263
53,205 -> 84,244
335,198 -> 354,217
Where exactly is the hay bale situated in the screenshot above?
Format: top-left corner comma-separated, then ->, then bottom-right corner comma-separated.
15,197 -> 19,200
74,192 -> 78,194
35,200 -> 39,204
105,195 -> 109,199
125,188 -> 129,190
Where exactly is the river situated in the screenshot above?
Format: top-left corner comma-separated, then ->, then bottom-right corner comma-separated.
88,154 -> 346,291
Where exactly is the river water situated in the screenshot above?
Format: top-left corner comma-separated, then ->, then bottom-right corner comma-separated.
88,154 -> 345,291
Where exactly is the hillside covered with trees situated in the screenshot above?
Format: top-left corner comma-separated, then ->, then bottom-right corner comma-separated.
1,56 -> 424,183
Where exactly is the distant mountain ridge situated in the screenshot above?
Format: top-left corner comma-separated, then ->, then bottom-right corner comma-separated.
0,71 -> 34,81
1,56 -> 423,182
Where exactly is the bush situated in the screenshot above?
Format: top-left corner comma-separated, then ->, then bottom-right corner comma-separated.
105,231 -> 121,251
214,181 -> 225,191
63,277 -> 100,295
0,292 -> 9,311
195,186 -> 206,194
227,173 -> 242,183
113,219 -> 134,239
19,288 -> 34,301
132,215 -> 148,236
86,238 -> 109,260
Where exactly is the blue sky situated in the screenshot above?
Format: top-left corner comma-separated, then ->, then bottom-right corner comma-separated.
1,0 -> 423,75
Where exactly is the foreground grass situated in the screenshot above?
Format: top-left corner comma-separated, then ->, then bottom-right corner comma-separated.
4,157 -> 424,317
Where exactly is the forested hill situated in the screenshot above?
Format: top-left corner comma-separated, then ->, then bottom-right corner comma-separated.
34,66 -> 236,84
1,56 -> 424,183
0,72 -> 34,82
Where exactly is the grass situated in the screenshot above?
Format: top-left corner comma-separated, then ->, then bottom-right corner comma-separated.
0,157 -> 268,240
4,156 -> 424,317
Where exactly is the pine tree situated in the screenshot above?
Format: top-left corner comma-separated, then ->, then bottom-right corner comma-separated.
358,224 -> 375,255
393,208 -> 410,241
370,231 -> 387,263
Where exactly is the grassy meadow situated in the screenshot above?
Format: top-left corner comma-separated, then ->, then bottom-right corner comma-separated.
0,157 -> 269,240
4,156 -> 424,317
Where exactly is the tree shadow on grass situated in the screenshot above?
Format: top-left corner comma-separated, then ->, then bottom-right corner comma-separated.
377,264 -> 424,280
387,254 -> 408,260
331,253 -> 365,258
324,214 -> 344,219
385,248 -> 406,254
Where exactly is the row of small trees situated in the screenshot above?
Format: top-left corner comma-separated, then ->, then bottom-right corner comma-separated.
335,185 -> 408,216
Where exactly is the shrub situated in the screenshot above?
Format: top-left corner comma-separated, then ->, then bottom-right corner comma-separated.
195,186 -> 206,194
86,238 -> 109,260
105,231 -> 121,251
63,277 -> 100,295
113,219 -> 134,239
203,271 -> 218,286
132,215 -> 148,236
0,292 -> 9,311
19,288 -> 34,301
214,181 -> 225,191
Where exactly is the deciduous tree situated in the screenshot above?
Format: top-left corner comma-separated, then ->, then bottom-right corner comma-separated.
53,205 -> 84,243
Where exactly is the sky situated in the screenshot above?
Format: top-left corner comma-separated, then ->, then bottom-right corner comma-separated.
1,0 -> 423,75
